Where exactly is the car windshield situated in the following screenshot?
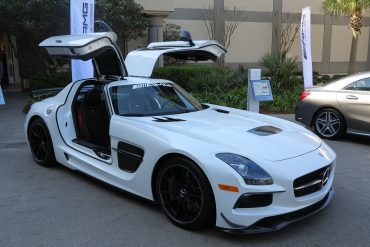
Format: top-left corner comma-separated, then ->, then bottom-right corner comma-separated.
109,82 -> 203,116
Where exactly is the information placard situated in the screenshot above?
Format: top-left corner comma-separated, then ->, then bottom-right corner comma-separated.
250,80 -> 273,101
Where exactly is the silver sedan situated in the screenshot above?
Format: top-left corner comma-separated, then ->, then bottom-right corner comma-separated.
295,72 -> 370,139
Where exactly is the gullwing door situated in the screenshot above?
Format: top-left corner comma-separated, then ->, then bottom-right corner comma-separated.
39,32 -> 126,78
125,40 -> 227,78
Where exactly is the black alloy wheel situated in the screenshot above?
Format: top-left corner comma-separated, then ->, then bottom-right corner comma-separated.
28,118 -> 56,167
156,157 -> 215,230
313,108 -> 346,140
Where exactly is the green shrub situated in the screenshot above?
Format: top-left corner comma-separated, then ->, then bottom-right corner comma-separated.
332,74 -> 346,80
154,63 -> 302,113
192,86 -> 247,109
152,64 -> 237,92
260,51 -> 299,91
29,72 -> 71,90
321,74 -> 331,81
261,84 -> 303,113
25,65 -> 302,114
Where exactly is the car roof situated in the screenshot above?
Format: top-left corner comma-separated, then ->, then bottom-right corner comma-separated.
323,71 -> 370,90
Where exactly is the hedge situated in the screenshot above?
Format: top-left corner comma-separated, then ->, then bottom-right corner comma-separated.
26,64 -> 303,114
29,72 -> 71,90
153,64 -> 302,113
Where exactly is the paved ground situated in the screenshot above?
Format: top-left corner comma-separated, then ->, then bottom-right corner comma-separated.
0,92 -> 369,246
0,92 -> 27,145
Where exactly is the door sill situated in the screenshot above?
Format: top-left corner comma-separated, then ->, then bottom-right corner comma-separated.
72,138 -> 111,160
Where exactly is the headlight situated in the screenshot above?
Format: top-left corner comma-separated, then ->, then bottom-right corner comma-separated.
216,153 -> 273,185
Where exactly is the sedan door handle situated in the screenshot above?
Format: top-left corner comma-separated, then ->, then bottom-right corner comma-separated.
346,95 -> 358,100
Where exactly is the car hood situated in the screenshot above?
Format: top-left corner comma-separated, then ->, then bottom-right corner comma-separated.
134,106 -> 322,162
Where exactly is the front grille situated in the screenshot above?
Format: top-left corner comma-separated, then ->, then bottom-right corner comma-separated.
293,165 -> 332,197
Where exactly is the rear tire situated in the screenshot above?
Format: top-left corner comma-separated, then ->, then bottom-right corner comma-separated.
313,108 -> 346,140
27,118 -> 56,167
155,157 -> 215,230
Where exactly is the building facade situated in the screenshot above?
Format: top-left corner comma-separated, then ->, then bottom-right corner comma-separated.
134,0 -> 370,74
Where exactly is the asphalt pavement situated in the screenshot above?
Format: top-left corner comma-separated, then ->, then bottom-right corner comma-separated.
0,92 -> 369,247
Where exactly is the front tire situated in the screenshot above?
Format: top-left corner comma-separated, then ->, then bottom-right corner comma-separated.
313,108 -> 346,139
28,118 -> 56,167
155,157 -> 215,230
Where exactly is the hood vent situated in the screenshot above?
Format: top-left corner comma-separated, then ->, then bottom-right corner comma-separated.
213,108 -> 229,114
152,117 -> 186,122
248,125 -> 282,136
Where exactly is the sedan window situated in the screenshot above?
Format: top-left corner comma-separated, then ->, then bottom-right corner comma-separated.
109,82 -> 203,116
344,78 -> 370,91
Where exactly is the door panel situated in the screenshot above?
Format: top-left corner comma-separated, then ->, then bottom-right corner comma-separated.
337,90 -> 370,132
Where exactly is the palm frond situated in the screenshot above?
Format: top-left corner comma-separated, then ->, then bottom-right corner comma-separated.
323,0 -> 370,15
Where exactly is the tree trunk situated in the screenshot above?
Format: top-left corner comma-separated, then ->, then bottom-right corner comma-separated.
348,35 -> 358,74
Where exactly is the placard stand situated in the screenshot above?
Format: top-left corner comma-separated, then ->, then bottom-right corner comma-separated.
247,68 -> 261,113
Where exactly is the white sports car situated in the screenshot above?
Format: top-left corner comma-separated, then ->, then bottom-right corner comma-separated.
25,32 -> 335,233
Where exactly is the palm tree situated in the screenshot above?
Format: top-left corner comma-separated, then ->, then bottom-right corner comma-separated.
323,0 -> 370,74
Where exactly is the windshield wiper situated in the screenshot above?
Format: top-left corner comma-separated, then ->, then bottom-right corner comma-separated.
177,108 -> 196,113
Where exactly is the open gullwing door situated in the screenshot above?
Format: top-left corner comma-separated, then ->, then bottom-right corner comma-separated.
125,40 -> 227,77
39,32 -> 126,78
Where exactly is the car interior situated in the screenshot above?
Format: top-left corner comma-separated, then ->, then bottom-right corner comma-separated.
110,85 -> 161,115
72,81 -> 111,159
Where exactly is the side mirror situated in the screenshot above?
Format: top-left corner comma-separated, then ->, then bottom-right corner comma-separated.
180,29 -> 195,46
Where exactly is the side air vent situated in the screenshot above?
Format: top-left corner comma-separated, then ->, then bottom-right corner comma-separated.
116,142 -> 144,173
213,108 -> 229,114
152,117 -> 186,122
248,126 -> 282,136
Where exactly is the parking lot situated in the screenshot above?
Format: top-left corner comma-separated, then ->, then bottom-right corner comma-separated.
1,92 -> 369,247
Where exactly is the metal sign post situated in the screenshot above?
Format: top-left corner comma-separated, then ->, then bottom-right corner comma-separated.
247,68 -> 261,112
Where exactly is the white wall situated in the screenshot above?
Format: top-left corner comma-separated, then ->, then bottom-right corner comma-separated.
283,0 -> 324,15
225,22 -> 272,63
225,0 -> 273,12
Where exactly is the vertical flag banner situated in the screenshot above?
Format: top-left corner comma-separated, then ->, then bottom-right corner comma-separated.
300,6 -> 313,88
0,86 -> 5,105
70,0 -> 95,81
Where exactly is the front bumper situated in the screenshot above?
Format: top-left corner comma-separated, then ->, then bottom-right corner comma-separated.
219,187 -> 334,234
200,142 -> 336,232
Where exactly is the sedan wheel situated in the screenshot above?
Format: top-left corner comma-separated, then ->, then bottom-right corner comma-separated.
28,118 -> 56,167
313,109 -> 345,139
156,157 -> 215,230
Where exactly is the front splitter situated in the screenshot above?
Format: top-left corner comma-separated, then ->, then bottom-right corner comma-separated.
218,187 -> 334,234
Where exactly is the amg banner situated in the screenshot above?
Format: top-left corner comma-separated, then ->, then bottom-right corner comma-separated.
70,0 -> 95,81
300,6 -> 313,88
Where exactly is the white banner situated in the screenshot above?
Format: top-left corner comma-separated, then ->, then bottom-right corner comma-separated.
0,85 -> 5,105
70,0 -> 95,81
300,6 -> 313,88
